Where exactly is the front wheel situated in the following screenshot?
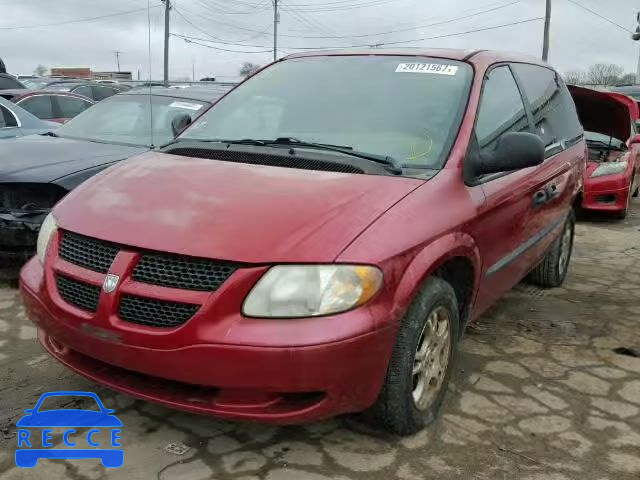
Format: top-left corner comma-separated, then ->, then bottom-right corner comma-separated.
529,210 -> 575,287
368,277 -> 459,435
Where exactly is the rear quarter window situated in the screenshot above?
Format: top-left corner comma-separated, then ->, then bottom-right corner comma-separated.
511,63 -> 582,150
56,95 -> 93,118
0,104 -> 18,128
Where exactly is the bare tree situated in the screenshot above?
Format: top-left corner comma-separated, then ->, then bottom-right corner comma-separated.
563,69 -> 588,85
239,62 -> 261,78
617,73 -> 636,85
586,63 -> 624,86
33,64 -> 47,76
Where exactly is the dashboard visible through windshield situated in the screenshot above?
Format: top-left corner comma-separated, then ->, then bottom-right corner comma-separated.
180,56 -> 473,169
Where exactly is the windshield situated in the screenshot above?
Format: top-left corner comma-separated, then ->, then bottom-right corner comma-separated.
180,56 -> 473,169
37,395 -> 101,412
21,79 -> 48,89
57,94 -> 207,147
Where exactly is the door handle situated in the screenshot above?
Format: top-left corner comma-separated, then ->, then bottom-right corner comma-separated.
532,190 -> 548,207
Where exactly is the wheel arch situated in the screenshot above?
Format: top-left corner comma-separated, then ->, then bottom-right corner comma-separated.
391,232 -> 481,337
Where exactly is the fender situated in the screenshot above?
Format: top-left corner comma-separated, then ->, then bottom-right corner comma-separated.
389,231 -> 482,327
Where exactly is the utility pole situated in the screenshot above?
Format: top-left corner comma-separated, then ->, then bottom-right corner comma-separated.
273,0 -> 279,62
162,0 -> 171,86
542,0 -> 551,61
114,51 -> 122,72
192,58 -> 195,82
633,12 -> 640,83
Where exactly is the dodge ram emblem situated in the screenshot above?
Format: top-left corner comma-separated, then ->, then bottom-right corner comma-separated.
103,274 -> 120,293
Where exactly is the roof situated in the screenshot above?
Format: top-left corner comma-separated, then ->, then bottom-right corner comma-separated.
0,89 -> 95,99
282,48 -> 548,67
121,85 -> 234,102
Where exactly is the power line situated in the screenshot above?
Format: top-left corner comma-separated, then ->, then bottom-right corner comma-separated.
0,5 -> 161,30
564,0 -> 632,34
174,7 -> 271,44
280,0 -> 399,13
173,17 -> 544,50
281,0 -> 522,39
174,35 -> 273,53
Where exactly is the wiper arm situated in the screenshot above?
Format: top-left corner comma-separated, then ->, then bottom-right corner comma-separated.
40,131 -> 58,137
177,137 -> 404,174
266,137 -> 403,175
586,139 -> 623,151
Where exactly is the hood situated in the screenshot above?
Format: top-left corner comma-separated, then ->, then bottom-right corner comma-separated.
568,85 -> 637,142
54,152 -> 423,263
0,135 -> 147,184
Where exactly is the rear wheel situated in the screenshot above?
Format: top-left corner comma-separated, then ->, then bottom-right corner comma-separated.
368,277 -> 459,435
529,211 -> 575,287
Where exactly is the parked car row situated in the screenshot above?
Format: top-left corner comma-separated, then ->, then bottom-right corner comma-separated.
1,85 -> 231,274
3,49 -> 639,435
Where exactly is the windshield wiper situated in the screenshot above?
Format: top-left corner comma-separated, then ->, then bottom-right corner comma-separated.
267,137 -> 403,175
40,131 -> 58,137
179,137 -> 404,174
586,139 -> 624,151
264,137 -> 403,174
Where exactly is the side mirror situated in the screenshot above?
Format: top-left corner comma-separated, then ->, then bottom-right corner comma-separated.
474,132 -> 545,176
627,133 -> 640,148
171,113 -> 192,137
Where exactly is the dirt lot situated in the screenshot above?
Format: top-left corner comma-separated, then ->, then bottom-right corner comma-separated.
0,200 -> 639,480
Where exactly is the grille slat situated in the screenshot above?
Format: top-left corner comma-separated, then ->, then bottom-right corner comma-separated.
56,275 -> 101,312
57,230 -> 239,328
59,232 -> 119,273
133,253 -> 236,291
119,295 -> 199,328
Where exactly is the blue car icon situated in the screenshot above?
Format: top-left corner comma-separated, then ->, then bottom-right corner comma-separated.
16,391 -> 123,468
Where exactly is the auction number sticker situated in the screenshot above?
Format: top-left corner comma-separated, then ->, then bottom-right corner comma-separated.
395,63 -> 458,75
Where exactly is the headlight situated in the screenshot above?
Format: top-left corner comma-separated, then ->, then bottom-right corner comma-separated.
36,213 -> 58,264
242,265 -> 383,318
591,161 -> 627,178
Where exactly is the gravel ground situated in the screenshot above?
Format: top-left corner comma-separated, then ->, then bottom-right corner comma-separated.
0,199 -> 639,480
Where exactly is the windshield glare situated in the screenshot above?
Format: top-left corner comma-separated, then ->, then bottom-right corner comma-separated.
180,56 -> 473,169
57,94 -> 206,147
37,396 -> 100,412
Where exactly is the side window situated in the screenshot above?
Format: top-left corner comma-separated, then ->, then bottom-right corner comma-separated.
92,86 -> 117,101
511,63 -> 582,150
18,96 -> 55,119
0,104 -> 18,127
55,96 -> 93,118
475,66 -> 529,154
74,85 -> 93,99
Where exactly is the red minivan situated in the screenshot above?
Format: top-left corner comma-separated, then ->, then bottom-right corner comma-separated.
20,49 -> 585,435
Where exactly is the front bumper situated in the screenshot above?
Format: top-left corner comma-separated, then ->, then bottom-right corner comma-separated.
581,184 -> 630,212
20,257 -> 397,423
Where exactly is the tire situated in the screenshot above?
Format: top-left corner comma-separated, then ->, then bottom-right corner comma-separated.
368,277 -> 459,435
614,208 -> 628,220
529,210 -> 575,287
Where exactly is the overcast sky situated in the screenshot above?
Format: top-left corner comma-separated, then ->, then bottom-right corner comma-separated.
1,0 -> 638,81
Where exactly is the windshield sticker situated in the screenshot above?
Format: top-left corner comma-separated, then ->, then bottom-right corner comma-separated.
169,101 -> 203,111
395,63 -> 458,75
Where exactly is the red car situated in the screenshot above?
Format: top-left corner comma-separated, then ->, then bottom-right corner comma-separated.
20,50 -> 585,434
569,86 -> 640,218
0,89 -> 94,123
